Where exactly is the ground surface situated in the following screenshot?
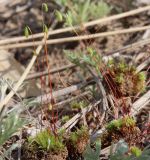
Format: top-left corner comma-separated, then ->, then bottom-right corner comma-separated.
0,0 -> 150,159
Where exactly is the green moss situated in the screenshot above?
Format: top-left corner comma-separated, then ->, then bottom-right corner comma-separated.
106,119 -> 123,131
115,73 -> 124,83
122,116 -> 135,127
71,100 -> 87,109
137,72 -> 146,81
107,59 -> 146,96
107,59 -> 115,67
28,129 -> 65,152
129,66 -> 136,73
61,0 -> 111,26
107,116 -> 136,131
70,126 -> 89,145
61,115 -> 70,124
130,146 -> 142,157
118,61 -> 128,72
71,101 -> 81,109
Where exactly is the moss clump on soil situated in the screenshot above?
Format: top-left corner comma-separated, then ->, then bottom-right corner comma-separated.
106,116 -> 136,131
102,116 -> 141,147
70,126 -> 89,154
107,59 -> 146,96
22,129 -> 68,160
22,126 -> 89,160
66,126 -> 89,160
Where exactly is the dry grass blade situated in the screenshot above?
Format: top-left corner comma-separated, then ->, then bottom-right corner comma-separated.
35,80 -> 94,104
12,80 -> 95,111
87,65 -> 108,111
1,5 -> 150,45
1,25 -> 150,49
0,34 -> 48,111
25,63 -> 76,81
54,91 -> 90,108
131,90 -> 150,116
61,100 -> 101,131
136,57 -> 150,72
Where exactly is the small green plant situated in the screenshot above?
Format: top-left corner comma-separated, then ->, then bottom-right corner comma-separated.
67,50 -> 146,97
70,100 -> 87,109
70,127 -> 88,141
82,139 -> 150,160
110,140 -> 129,160
107,119 -> 123,131
28,129 -> 65,152
103,116 -> 141,148
24,129 -> 68,159
55,0 -> 67,6
55,0 -> 111,26
122,116 -> 136,128
115,73 -> 124,83
110,140 -> 150,160
107,116 -> 136,131
130,146 -> 142,157
61,115 -> 70,124
66,48 -> 102,76
0,111 -> 26,146
118,60 -> 128,72
0,79 -> 27,147
107,59 -> 146,96
70,101 -> 81,109
83,140 -> 101,160
137,72 -> 146,81
69,126 -> 89,153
